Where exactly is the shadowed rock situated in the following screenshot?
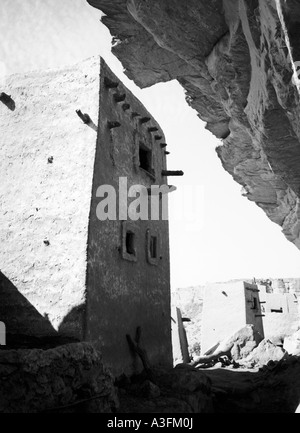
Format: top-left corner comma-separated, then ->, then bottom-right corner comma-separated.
87,0 -> 300,251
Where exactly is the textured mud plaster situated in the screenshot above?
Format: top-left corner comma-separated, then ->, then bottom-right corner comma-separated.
86,60 -> 172,376
87,0 -> 300,251
258,285 -> 299,339
0,343 -> 118,413
0,57 -> 172,376
0,57 -> 100,340
201,281 -> 264,354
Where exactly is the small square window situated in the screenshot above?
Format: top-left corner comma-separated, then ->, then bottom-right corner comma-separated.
126,231 -> 136,256
139,143 -> 153,174
149,236 -> 157,259
121,222 -> 137,262
271,307 -> 283,313
146,229 -> 160,265
251,297 -> 258,310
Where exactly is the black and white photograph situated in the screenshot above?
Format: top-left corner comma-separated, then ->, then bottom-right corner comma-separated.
1,0 -> 300,417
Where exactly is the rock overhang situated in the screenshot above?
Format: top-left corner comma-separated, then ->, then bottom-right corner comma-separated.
87,0 -> 300,250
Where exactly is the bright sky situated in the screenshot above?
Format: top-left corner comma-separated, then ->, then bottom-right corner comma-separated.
1,0 -> 300,289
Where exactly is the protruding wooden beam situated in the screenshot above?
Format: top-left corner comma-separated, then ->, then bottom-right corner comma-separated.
104,77 -> 119,89
113,93 -> 126,103
148,127 -> 159,132
140,117 -> 151,124
108,121 -> 121,129
164,151 -> 170,155
0,92 -> 12,104
76,109 -> 91,124
162,170 -> 184,177
160,143 -> 168,148
155,135 -> 163,141
147,185 -> 177,195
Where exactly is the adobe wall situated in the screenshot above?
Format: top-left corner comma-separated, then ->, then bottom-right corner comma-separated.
0,343 -> 118,413
201,281 -> 248,354
86,60 -> 172,376
0,57 -> 100,342
259,286 -> 300,339
244,283 -> 264,339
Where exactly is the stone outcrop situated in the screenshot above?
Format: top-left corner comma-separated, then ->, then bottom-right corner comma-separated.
190,324 -> 261,367
240,338 -> 288,367
87,0 -> 300,250
0,343 -> 118,413
284,329 -> 300,355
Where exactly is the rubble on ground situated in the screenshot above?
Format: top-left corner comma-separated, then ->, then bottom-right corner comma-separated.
239,339 -> 288,368
188,324 -> 295,371
284,329 -> 300,355
190,325 -> 262,368
116,366 -> 213,413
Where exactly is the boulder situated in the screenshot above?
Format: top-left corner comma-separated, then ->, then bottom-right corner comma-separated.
190,325 -> 261,367
284,329 -> 300,355
226,325 -> 261,360
216,324 -> 261,360
241,339 -> 288,367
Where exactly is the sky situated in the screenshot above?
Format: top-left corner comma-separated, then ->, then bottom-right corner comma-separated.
1,0 -> 300,289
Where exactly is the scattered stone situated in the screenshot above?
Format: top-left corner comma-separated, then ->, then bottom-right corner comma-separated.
225,325 -> 261,360
240,339 -> 288,367
283,329 -> 300,355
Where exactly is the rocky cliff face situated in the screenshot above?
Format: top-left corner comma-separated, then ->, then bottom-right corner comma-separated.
87,0 -> 300,250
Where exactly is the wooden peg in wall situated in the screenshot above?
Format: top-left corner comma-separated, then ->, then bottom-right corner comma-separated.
161,170 -> 184,177
140,117 -> 151,124
108,121 -> 121,129
113,93 -> 126,103
104,77 -> 119,89
76,109 -> 91,124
